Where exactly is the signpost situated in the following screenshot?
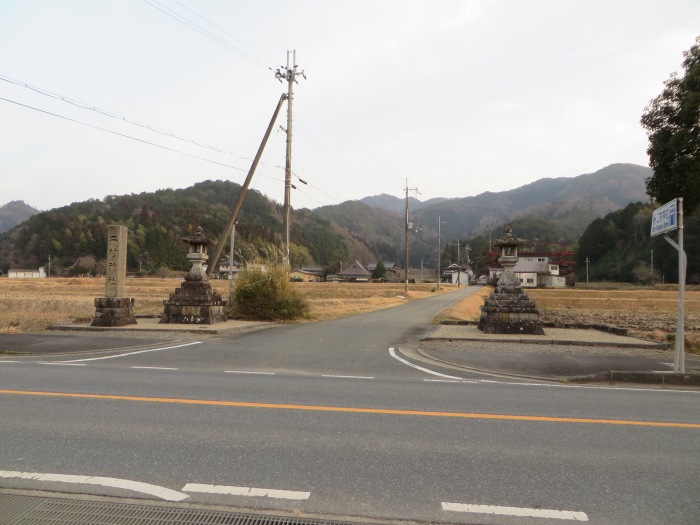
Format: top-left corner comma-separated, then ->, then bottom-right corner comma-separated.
650,198 -> 685,373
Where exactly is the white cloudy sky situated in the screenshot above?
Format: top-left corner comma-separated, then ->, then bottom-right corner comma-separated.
1,0 -> 698,211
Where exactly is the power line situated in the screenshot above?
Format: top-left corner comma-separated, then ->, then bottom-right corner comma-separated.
170,0 -> 279,67
0,96 -> 251,173
0,74 -> 279,170
141,0 -> 271,69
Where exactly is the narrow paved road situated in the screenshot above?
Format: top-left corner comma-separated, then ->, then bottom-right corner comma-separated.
1,287 -> 698,525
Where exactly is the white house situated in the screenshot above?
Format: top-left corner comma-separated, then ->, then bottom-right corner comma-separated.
489,256 -> 565,288
442,263 -> 472,285
8,268 -> 46,279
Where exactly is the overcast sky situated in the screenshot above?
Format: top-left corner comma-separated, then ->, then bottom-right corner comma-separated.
1,0 -> 698,212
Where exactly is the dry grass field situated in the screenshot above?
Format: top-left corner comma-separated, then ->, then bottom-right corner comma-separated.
0,277 -> 453,332
441,285 -> 700,353
1,277 -> 698,353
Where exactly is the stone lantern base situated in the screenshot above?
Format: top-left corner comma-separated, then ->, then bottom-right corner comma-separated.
160,281 -> 227,325
91,297 -> 137,327
478,270 -> 544,335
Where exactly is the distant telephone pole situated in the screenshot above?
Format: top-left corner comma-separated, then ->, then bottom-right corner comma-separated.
404,179 -> 420,293
437,216 -> 446,291
276,50 -> 305,266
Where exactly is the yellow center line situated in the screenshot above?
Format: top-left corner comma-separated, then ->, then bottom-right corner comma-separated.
1,389 -> 698,428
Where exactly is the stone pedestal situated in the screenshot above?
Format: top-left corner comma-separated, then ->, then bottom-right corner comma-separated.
161,281 -> 227,324
478,271 -> 544,334
92,297 -> 137,327
160,226 -> 227,325
478,227 -> 544,335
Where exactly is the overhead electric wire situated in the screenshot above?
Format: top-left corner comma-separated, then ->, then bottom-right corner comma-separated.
300,79 -> 405,186
0,74 -> 286,172
0,96 -> 288,183
141,0 -> 272,70
169,0 -> 279,68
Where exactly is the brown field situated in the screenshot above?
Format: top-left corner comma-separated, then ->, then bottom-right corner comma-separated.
0,277 -> 453,332
1,278 -> 698,353
441,286 -> 700,353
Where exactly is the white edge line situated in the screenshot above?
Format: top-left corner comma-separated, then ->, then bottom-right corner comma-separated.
0,470 -> 188,502
225,370 -> 276,375
43,363 -> 87,366
183,483 -> 310,500
60,341 -> 203,363
442,502 -> 588,521
0,361 -> 21,363
389,347 -> 463,380
131,367 -> 178,371
479,379 -> 700,394
321,374 -> 374,379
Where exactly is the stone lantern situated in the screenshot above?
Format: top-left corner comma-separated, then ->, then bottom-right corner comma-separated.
478,227 -> 544,334
183,226 -> 209,282
160,226 -> 227,324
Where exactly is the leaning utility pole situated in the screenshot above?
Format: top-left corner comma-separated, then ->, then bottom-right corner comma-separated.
276,50 -> 305,266
206,93 -> 287,279
404,179 -> 419,293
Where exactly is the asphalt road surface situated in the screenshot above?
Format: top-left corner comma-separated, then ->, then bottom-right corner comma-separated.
1,286 -> 698,525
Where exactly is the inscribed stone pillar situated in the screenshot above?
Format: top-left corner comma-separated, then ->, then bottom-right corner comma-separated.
106,225 -> 128,297
91,224 -> 136,327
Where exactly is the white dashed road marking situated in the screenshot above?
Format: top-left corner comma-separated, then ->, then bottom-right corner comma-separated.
442,502 -> 588,521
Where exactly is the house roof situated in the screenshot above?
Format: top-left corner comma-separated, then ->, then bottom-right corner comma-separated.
339,260 -> 370,277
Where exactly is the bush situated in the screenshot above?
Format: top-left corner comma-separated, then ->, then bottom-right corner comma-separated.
228,265 -> 309,321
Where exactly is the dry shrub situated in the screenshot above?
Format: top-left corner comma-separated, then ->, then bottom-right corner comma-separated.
228,266 -> 309,321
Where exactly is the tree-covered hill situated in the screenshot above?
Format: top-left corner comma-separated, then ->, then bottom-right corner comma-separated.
576,202 -> 699,284
0,180 -> 352,275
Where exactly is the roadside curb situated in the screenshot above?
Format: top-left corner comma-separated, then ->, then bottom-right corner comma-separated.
566,370 -> 700,386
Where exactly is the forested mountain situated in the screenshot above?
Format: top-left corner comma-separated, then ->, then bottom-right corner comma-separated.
315,163 -> 651,270
0,163 -> 666,282
0,181 -> 352,275
0,200 -> 39,233
576,202 -> 699,284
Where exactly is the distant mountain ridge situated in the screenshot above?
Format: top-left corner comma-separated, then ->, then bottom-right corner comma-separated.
0,200 -> 39,233
313,163 -> 652,266
1,164 -> 652,273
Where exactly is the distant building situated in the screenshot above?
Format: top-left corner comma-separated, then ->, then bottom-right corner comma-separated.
290,266 -> 324,282
489,256 -> 565,288
8,268 -> 46,279
367,261 -> 398,275
442,263 -> 472,285
214,259 -> 242,280
338,260 -> 371,282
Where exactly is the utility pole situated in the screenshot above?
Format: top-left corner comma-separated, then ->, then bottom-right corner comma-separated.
206,93 -> 287,279
276,50 -> 305,266
228,221 -> 237,304
453,239 -> 461,288
585,256 -> 590,286
437,216 -> 445,291
404,179 -> 419,293
47,254 -> 51,278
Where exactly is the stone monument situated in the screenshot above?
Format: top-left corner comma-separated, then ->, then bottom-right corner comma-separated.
160,226 -> 227,324
478,227 -> 544,335
91,225 -> 136,327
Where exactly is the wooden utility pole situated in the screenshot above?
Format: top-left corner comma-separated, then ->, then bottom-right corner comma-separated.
437,216 -> 445,291
276,50 -> 305,266
206,93 -> 287,279
404,179 -> 419,293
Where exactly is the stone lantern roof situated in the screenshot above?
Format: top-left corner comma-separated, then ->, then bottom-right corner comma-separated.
182,226 -> 209,254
